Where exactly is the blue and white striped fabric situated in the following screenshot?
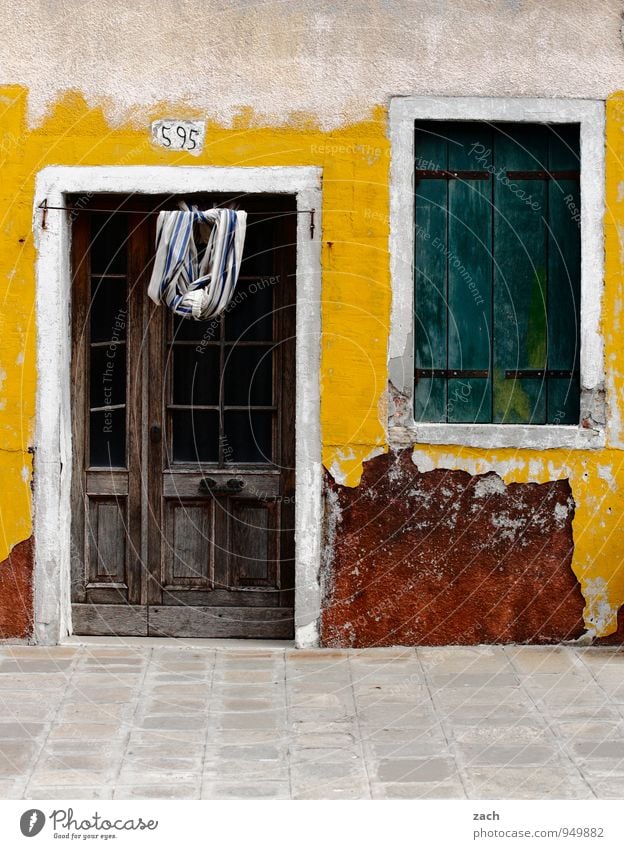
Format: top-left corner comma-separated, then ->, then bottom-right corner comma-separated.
148,205 -> 247,320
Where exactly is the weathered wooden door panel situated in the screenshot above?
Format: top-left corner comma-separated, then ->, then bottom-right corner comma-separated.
72,604 -> 148,637
163,499 -> 215,589
148,606 -> 293,639
71,205 -> 145,617
71,195 -> 296,638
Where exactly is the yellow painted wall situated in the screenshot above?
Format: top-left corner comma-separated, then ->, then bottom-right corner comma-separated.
2,85 -> 624,636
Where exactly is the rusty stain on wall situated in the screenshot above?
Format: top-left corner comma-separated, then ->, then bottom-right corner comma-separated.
0,536 -> 33,639
321,450 -> 585,647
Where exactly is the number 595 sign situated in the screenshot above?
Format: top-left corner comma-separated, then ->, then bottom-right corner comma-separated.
151,120 -> 205,156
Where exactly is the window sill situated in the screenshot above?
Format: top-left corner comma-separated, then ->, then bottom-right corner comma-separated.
388,422 -> 606,451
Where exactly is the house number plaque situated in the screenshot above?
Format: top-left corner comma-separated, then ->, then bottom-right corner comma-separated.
151,120 -> 205,155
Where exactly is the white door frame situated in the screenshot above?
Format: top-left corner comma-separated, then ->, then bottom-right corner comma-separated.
32,165 -> 323,647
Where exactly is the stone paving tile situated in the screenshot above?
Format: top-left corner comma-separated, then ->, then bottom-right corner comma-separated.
0,701 -> 61,722
570,740 -> 624,759
203,761 -> 289,782
357,704 -> 438,727
374,757 -> 456,783
449,722 -> 553,744
114,784 -> 200,799
57,703 -> 133,724
290,732 -> 356,748
363,739 -> 446,760
37,753 -> 117,772
289,747 -> 362,764
0,644 -> 624,799
553,720 -> 624,740
585,777 -> 624,799
117,768 -> 201,785
292,779 -> 371,800
432,688 -> 534,709
201,780 -> 290,799
457,741 -> 563,767
64,686 -> 137,703
505,646 -> 584,674
48,723 -> 123,739
418,647 -> 514,674
0,722 -> 47,740
5,646 -> 77,658
28,769 -> 116,786
544,704 -> 623,722
462,767 -> 595,800
0,778 -> 29,799
208,743 -> 285,761
28,786 -> 113,800
371,781 -> 466,799
0,674 -> 68,690
0,742 -> 40,776
427,672 -> 520,689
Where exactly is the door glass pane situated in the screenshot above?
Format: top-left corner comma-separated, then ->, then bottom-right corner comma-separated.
223,411 -> 272,463
172,346 -> 219,406
224,278 -> 274,341
238,218 -> 274,277
171,410 -> 219,462
90,278 -> 128,343
172,314 -> 221,343
90,410 -> 126,467
90,214 -> 128,275
224,346 -> 272,406
90,346 -> 127,408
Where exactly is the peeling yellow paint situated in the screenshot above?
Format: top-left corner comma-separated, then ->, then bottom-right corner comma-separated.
3,83 -> 624,638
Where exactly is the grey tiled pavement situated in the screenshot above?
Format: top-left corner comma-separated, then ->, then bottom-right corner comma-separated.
1,640 -> 624,799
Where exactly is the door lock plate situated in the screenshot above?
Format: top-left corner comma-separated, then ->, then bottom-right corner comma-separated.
199,477 -> 245,495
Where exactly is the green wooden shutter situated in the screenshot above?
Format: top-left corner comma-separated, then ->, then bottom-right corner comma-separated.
413,121 -> 580,425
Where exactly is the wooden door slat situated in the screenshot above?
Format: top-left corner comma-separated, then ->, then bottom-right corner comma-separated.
148,605 -> 293,639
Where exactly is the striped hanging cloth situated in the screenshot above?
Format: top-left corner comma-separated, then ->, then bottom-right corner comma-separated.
148,205 -> 247,320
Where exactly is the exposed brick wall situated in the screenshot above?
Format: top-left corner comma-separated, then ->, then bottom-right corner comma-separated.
0,537 -> 33,640
321,450 -> 587,647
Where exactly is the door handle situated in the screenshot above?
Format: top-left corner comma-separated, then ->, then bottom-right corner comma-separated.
199,477 -> 245,495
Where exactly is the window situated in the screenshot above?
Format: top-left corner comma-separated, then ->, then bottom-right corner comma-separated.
389,98 -> 605,449
414,120 -> 580,425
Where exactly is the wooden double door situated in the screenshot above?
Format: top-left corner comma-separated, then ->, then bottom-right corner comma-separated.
70,195 -> 296,638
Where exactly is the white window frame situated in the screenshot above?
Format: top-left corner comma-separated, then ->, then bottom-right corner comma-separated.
33,165 -> 323,647
388,96 -> 605,450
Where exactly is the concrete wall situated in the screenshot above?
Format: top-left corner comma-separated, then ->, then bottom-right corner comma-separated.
2,0 -> 624,642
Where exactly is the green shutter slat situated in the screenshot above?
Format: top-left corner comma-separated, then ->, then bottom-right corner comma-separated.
493,124 -> 548,424
447,123 -> 493,423
414,123 -> 448,422
546,124 -> 581,424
